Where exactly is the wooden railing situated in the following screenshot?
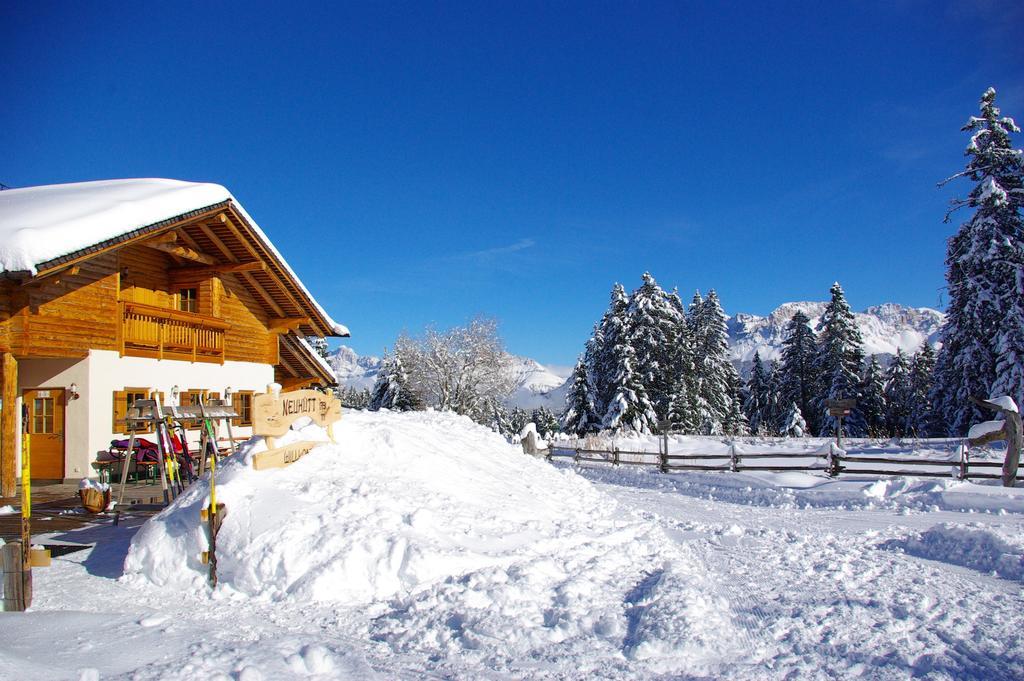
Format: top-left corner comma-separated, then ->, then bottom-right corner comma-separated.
120,301 -> 228,363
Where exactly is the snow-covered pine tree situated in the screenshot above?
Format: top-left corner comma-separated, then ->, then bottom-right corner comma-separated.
531,407 -> 560,439
907,342 -> 937,437
592,283 -> 631,420
489,400 -> 514,438
933,87 -> 1024,435
684,291 -> 710,430
781,402 -> 807,437
562,358 -> 597,435
368,351 -> 422,411
305,336 -> 330,361
602,340 -> 657,434
723,371 -> 749,436
765,360 -> 785,436
665,288 -> 696,432
509,407 -> 530,436
743,351 -> 775,435
813,282 -> 867,436
778,311 -> 819,435
689,290 -> 736,434
859,355 -> 887,437
883,349 -> 912,437
625,273 -> 681,419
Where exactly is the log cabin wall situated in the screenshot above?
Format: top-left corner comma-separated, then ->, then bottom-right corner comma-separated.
220,273 -> 278,365
118,244 -> 172,309
7,253 -> 120,359
0,281 -> 12,353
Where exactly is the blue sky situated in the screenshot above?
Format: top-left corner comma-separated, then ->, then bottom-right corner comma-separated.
3,2 -> 1023,368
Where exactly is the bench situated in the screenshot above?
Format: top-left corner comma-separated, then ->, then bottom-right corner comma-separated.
91,459 -> 159,485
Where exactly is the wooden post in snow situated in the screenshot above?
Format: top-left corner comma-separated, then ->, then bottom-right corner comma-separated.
968,397 -> 1023,487
2,540 -> 29,611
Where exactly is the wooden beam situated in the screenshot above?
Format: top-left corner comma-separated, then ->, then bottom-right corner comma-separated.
147,231 -> 180,245
219,211 -> 309,318
169,261 -> 266,276
197,223 -> 240,263
19,265 -> 80,289
268,317 -> 311,334
143,238 -> 216,265
241,272 -> 286,318
1,353 -> 17,497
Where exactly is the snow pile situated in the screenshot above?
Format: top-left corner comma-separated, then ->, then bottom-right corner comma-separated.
969,419 -> 1006,440
79,479 -> 110,492
124,410 -> 742,673
0,505 -> 15,515
989,396 -> 1019,413
889,523 -> 1024,581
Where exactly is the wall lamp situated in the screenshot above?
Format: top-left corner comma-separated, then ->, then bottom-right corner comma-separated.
69,383 -> 80,400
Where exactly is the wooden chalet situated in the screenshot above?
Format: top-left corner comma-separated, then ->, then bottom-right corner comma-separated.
0,179 -> 347,493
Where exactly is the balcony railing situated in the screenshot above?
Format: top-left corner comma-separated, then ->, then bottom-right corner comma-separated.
120,301 -> 228,363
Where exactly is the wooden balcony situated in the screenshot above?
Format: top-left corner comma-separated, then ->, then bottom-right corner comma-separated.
120,301 -> 228,363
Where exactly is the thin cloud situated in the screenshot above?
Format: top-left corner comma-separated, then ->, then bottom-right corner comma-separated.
447,238 -> 537,264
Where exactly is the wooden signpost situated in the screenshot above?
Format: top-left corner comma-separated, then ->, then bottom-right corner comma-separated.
250,388 -> 342,471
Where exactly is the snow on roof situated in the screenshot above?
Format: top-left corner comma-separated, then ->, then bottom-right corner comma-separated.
296,335 -> 338,378
0,179 -> 230,273
0,178 -> 349,336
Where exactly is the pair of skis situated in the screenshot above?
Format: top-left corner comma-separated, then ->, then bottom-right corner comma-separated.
197,398 -> 226,588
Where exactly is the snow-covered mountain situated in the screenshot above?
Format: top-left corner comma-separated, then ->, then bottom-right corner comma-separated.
508,356 -> 570,411
327,346 -> 570,410
328,345 -> 381,390
728,301 -> 944,371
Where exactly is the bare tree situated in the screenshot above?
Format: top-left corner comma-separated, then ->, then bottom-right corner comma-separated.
394,317 -> 515,418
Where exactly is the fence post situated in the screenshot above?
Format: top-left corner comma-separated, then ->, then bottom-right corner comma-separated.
828,442 -> 841,478
573,445 -> 580,465
659,436 -> 668,473
2,540 -> 29,611
613,445 -> 619,466
959,442 -> 968,481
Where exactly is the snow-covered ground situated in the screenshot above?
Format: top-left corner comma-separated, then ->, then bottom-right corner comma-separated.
2,411 -> 1022,679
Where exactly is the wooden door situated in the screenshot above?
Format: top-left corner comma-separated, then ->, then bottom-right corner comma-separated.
24,388 -> 65,480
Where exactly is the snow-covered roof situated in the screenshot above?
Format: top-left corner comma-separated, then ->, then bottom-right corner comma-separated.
0,178 -> 349,337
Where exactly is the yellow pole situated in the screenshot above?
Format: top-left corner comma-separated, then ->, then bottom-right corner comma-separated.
20,409 -> 29,536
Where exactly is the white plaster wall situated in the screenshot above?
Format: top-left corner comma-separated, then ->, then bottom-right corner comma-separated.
18,350 -> 272,481
16,357 -> 90,479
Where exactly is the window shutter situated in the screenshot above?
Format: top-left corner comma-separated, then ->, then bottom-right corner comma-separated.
113,390 -> 128,434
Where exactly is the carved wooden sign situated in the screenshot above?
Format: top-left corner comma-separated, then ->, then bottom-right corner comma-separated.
251,389 -> 342,471
252,441 -> 320,471
253,389 -> 342,438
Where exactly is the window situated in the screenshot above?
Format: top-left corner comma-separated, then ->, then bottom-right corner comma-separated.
113,387 -> 156,434
179,388 -> 206,407
232,391 -> 254,427
179,287 -> 198,313
32,397 -> 54,434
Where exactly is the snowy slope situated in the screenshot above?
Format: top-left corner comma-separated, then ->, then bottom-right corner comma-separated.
729,301 -> 943,368
12,414 -> 1024,680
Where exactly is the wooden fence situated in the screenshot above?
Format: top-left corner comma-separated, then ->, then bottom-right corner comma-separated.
544,438 -> 1003,481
